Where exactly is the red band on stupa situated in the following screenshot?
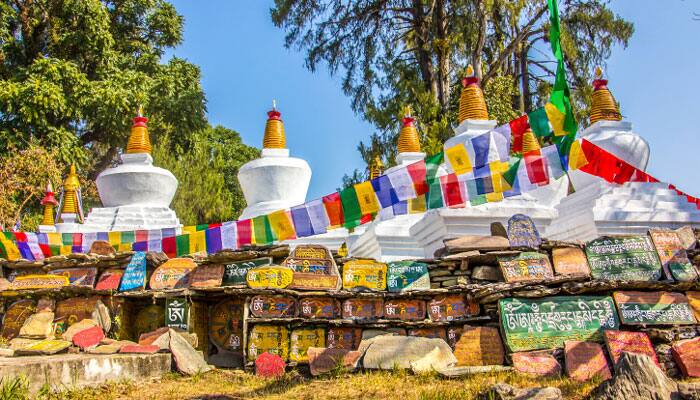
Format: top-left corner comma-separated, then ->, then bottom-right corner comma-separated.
132,116 -> 149,128
462,76 -> 479,87
402,116 -> 415,127
41,192 -> 58,206
267,110 -> 282,120
593,79 -> 608,91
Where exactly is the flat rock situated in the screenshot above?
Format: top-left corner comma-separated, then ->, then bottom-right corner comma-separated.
119,344 -> 160,354
480,383 -> 562,400
87,341 -> 132,354
307,347 -> 361,376
19,312 -> 55,339
361,335 -> 456,370
139,327 -> 170,346
591,352 -> 681,400
92,300 -> 111,333
62,319 -> 98,342
8,338 -> 40,350
0,348 -> 14,357
72,325 -> 104,350
410,345 -> 459,373
564,340 -> 611,382
512,351 -> 561,376
672,337 -> 700,377
15,339 -> 71,355
471,265 -> 503,281
255,352 -> 286,378
169,329 -> 212,375
444,235 -> 510,252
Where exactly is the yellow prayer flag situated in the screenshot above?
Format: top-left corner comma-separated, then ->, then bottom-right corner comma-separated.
0,235 -> 20,261
268,210 -> 297,241
60,245 -> 72,255
118,243 -> 132,252
190,230 -> 207,254
47,232 -> 62,246
486,192 -> 504,203
489,161 -> 511,193
354,181 -> 380,215
408,195 -> 427,214
108,231 -> 121,247
182,225 -> 198,236
445,143 -> 473,175
568,139 -> 589,170
545,102 -> 567,136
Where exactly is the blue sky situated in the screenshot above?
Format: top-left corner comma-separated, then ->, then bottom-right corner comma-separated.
166,0 -> 700,200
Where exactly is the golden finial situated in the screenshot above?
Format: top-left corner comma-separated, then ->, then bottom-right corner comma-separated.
458,65 -> 489,122
369,155 -> 384,180
40,181 -> 58,226
263,101 -> 287,149
337,242 -> 348,258
590,66 -> 622,125
60,164 -> 81,216
126,107 -> 152,154
397,107 -> 421,153
521,129 -> 541,153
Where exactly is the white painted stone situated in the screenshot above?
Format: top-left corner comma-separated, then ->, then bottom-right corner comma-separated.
238,148 -> 311,219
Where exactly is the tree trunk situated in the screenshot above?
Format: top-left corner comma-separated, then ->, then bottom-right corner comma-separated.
473,0 -> 488,80
411,0 -> 436,97
520,43 -> 531,112
434,0 -> 451,110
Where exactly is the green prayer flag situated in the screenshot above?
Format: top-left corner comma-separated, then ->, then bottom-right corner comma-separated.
425,152 -> 445,209
528,108 -> 551,137
503,156 -> 522,187
196,224 -> 209,231
340,186 -> 362,229
62,233 -> 72,246
253,215 -> 275,245
547,0 -> 577,137
470,195 -> 488,206
176,234 -> 190,256
121,230 -> 135,244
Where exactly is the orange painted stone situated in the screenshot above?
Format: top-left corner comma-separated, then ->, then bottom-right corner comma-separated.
54,296 -> 101,329
250,295 -> 296,318
326,327 -> 362,350
408,327 -> 447,341
341,298 -> 383,320
95,269 -> 124,291
1,300 -> 36,339
512,351 -> 561,376
604,330 -> 659,368
552,247 -> 591,277
72,325 -> 104,349
308,347 -> 360,376
149,258 -> 196,290
119,344 -> 160,354
189,264 -> 224,288
672,337 -> 700,377
453,326 -> 505,366
383,299 -> 426,321
428,295 -> 479,322
49,268 -> 98,288
564,340 -> 612,382
299,297 -> 340,319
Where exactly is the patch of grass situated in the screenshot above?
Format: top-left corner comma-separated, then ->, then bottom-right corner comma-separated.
0,376 -> 29,400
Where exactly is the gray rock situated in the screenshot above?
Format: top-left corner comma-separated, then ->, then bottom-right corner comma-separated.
480,383 -> 562,400
361,335 -> 456,370
444,235 -> 510,252
592,352 -> 681,400
168,329 -> 212,375
471,265 -> 503,281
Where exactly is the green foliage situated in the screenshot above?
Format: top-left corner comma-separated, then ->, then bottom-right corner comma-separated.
153,125 -> 259,225
0,376 -> 29,400
272,0 -> 633,172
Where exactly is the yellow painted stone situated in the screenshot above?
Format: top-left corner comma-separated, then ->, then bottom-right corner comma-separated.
290,327 -> 325,363
248,325 -> 290,361
245,266 -> 293,289
342,260 -> 388,291
10,275 -> 69,290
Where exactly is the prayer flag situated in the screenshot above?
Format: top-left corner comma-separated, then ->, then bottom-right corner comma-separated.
291,205 -> 315,237
445,143 -> 473,175
354,181 -> 381,216
252,215 -> 275,245
176,234 -> 190,256
440,173 -> 464,207
306,199 -> 330,234
541,145 -> 566,179
206,226 -> 223,254
340,186 -> 362,229
269,209 -> 297,241
387,166 -> 417,201
221,222 -> 238,249
407,160 -> 429,195
528,108 -> 551,137
322,193 -> 344,228
236,219 -> 253,247
371,175 -> 399,208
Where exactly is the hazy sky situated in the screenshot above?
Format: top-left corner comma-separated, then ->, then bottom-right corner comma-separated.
166,0 -> 700,200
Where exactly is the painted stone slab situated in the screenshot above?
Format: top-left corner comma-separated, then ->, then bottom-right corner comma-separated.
18,339 -> 71,355
119,251 -> 147,291
564,340 -> 612,382
149,258 -> 196,290
134,304 -> 165,338
676,226 -> 697,250
6,268 -> 42,282
686,291 -> 700,322
248,325 -> 290,362
507,214 -> 541,248
428,295 -> 478,322
341,260 -> 387,291
1,300 -> 35,339
387,261 -> 430,292
649,229 -> 698,282
290,244 -> 333,260
222,257 -> 272,286
119,344 -> 159,354
499,296 -> 619,352
552,247 -> 591,277
453,326 -> 505,366
283,258 -> 335,275
250,295 -> 297,318
246,266 -> 293,289
383,299 -> 426,321
290,327 -> 325,363
10,274 -> 69,290
95,268 -> 124,291
341,298 -> 384,320
497,252 -> 554,283
512,351 -> 561,376
49,267 -> 98,288
209,299 -> 245,352
299,297 -> 340,319
88,240 -> 115,256
54,296 -> 100,329
613,291 -> 695,325
603,330 -> 659,368
165,298 -> 189,330
672,337 -> 700,377
408,327 -> 447,341
255,352 -> 286,378
72,325 -> 105,349
327,327 -> 362,350
585,236 -> 662,281
189,264 -> 224,288
289,272 -> 340,291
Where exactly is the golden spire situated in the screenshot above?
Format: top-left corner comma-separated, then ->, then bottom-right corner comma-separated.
40,181 -> 58,226
60,164 -> 81,217
590,67 -> 622,125
458,64 -> 489,122
521,128 -> 541,153
126,106 -> 152,154
369,155 -> 384,180
263,100 -> 287,149
397,106 -> 421,153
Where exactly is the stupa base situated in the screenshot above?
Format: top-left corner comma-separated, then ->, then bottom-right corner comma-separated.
82,206 -> 181,232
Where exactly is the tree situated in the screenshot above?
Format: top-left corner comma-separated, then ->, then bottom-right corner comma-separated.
271,0 -> 633,172
152,125 -> 259,225
0,0 -> 208,178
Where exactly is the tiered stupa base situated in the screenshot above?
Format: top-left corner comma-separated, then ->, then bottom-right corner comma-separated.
546,181 -> 700,241
82,206 -> 181,232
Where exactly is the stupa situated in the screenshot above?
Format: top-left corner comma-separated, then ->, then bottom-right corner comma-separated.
546,69 -> 700,240
238,103 -> 312,219
38,182 -> 58,233
54,164 -> 85,233
79,109 -> 181,232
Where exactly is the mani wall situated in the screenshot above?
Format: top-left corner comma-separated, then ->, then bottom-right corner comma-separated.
2,214 -> 700,381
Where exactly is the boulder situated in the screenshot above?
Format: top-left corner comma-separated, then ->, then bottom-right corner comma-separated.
361,335 -> 456,370
591,352 -> 681,400
480,383 -> 562,400
307,347 -> 361,376
62,319 -> 98,342
169,329 -> 212,375
18,312 -> 54,339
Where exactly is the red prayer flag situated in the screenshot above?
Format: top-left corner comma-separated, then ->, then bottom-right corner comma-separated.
439,173 -> 464,207
162,236 -> 176,258
407,160 -> 429,196
524,151 -> 550,185
12,232 -> 27,242
509,115 -> 530,153
322,192 -> 344,228
236,219 -> 252,247
135,230 -> 148,243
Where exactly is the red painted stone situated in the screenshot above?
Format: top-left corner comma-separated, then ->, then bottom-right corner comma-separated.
95,269 -> 124,291
255,352 -> 286,379
71,325 -> 104,349
512,351 -> 561,376
564,340 -> 612,382
672,337 -> 700,377
139,327 -> 170,346
604,330 -> 660,368
119,344 -> 160,354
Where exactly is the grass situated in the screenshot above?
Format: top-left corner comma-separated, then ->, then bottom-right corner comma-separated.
27,368 -> 605,400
